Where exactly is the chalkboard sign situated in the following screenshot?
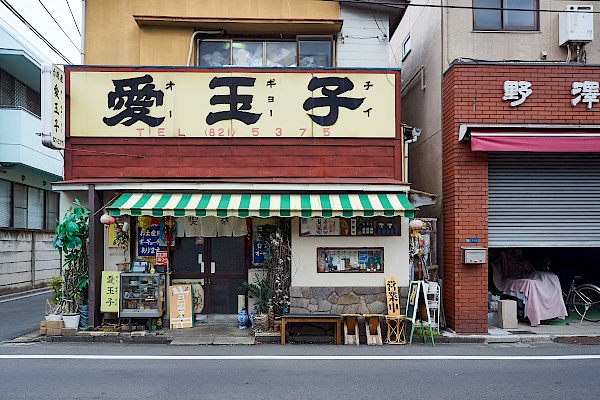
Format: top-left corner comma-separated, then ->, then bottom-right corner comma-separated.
406,280 -> 431,325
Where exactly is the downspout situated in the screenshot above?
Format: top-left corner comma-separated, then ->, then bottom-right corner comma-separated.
80,0 -> 85,64
187,30 -> 225,66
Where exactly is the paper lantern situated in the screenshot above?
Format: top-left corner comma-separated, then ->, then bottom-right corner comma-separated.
100,213 -> 116,226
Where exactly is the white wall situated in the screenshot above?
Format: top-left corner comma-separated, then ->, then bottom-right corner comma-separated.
337,5 -> 391,68
290,217 -> 410,287
444,0 -> 600,67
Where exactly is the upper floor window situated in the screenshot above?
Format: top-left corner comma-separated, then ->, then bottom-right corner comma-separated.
198,36 -> 334,67
0,179 -> 59,231
0,69 -> 41,117
474,0 -> 539,31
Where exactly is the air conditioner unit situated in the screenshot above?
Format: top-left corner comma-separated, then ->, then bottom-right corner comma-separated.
559,5 -> 594,47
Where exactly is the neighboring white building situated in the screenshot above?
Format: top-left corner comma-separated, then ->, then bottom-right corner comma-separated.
0,16 -> 63,293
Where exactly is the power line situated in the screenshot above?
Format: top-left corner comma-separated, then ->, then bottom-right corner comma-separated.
331,0 -> 600,14
65,0 -> 81,37
0,0 -> 73,64
37,0 -> 81,52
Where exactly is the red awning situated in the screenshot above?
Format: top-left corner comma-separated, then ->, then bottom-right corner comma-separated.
460,125 -> 600,152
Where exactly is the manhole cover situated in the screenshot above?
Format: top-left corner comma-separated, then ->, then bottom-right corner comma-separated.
508,330 -> 537,335
555,336 -> 600,345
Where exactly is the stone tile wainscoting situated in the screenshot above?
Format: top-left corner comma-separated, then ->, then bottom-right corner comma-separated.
286,286 -> 409,343
291,286 -> 411,314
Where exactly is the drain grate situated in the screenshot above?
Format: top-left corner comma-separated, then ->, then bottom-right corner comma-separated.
555,336 -> 600,345
508,330 -> 537,335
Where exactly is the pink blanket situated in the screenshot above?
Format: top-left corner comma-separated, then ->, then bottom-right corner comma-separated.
495,270 -> 568,326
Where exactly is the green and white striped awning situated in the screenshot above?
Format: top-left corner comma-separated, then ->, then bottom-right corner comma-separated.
108,193 -> 415,218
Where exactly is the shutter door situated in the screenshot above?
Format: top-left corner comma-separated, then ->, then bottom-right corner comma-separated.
488,153 -> 600,247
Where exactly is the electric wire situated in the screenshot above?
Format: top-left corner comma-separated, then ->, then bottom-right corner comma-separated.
0,0 -> 73,64
65,0 -> 81,37
331,0 -> 600,14
36,0 -> 81,52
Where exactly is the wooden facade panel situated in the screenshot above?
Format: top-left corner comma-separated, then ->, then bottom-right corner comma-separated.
66,139 -> 402,180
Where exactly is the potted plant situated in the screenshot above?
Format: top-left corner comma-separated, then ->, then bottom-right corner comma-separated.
240,272 -> 271,314
44,275 -> 64,320
52,199 -> 90,328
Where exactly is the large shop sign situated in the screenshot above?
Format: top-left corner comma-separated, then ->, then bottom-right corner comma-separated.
69,69 -> 397,138
503,79 -> 599,108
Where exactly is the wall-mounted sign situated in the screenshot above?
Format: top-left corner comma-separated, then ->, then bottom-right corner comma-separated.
155,251 -> 168,265
41,64 -> 65,149
69,69 -> 397,138
137,220 -> 177,257
502,79 -> 600,109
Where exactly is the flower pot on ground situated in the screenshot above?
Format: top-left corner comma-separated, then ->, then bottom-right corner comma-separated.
62,313 -> 81,329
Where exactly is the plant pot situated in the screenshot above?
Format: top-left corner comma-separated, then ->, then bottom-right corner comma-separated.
62,313 -> 80,329
45,314 -> 62,321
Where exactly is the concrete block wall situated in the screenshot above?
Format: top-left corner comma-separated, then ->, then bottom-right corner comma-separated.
0,229 -> 60,293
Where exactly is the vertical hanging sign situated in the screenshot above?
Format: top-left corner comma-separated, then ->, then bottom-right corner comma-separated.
41,64 -> 65,149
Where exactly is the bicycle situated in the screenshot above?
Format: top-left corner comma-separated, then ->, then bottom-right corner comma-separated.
563,276 -> 600,322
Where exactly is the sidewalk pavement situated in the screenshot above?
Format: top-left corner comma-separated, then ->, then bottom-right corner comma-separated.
12,317 -> 600,346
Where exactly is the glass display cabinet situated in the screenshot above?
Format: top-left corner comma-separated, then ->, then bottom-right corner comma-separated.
317,247 -> 384,273
119,273 -> 166,318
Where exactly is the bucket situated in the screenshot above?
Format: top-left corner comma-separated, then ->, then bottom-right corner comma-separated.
45,314 -> 62,321
62,313 -> 81,329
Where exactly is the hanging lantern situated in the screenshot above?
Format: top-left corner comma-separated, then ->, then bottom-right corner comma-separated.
138,216 -> 152,235
409,219 -> 424,231
100,212 -> 116,227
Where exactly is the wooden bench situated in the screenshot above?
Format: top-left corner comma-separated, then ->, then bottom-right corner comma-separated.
280,314 -> 342,345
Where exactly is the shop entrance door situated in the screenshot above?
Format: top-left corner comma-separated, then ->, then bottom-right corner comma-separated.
171,236 -> 247,315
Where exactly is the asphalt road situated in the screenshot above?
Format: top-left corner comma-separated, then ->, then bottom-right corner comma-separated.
0,342 -> 599,399
0,290 -> 51,341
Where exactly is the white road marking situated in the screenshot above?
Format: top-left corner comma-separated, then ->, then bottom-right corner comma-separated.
0,355 -> 599,360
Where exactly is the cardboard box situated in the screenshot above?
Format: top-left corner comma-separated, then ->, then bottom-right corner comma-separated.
46,320 -> 64,329
46,328 -> 63,336
61,328 -> 78,336
40,321 -> 47,328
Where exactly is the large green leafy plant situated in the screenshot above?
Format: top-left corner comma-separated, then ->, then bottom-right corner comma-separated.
240,273 -> 271,314
52,199 -> 90,314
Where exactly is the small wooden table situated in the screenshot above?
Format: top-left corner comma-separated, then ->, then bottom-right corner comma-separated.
281,314 -> 342,345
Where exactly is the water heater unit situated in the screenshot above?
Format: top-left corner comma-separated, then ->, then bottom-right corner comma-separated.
559,5 -> 594,46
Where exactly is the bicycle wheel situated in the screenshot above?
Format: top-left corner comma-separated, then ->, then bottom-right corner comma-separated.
572,284 -> 600,322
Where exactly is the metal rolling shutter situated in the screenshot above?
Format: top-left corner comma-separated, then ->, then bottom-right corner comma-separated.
488,153 -> 600,247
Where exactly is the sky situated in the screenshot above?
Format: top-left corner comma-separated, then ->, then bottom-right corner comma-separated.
0,0 -> 83,66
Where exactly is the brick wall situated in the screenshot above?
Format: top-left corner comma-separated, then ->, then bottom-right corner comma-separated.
442,63 -> 600,334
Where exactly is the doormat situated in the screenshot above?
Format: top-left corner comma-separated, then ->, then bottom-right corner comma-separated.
555,336 -> 600,345
508,330 -> 537,335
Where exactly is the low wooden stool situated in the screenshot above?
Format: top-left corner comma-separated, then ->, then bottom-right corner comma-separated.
341,314 -> 361,346
384,314 -> 406,344
363,314 -> 383,345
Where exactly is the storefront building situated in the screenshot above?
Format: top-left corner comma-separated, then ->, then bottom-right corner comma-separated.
393,2 -> 600,333
444,63 -> 600,332
0,17 -> 62,293
54,0 -> 414,327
